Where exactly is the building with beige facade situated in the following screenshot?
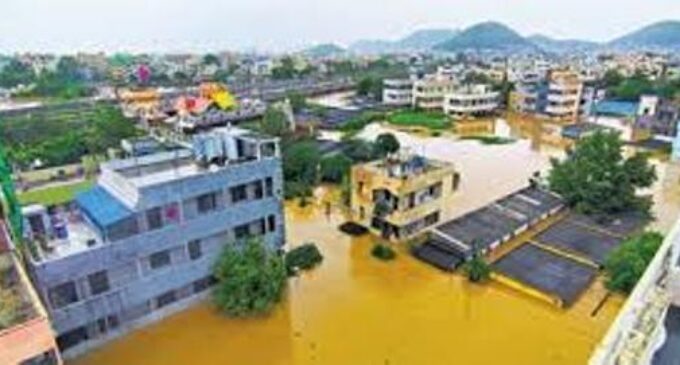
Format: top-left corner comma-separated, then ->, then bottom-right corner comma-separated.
350,154 -> 458,241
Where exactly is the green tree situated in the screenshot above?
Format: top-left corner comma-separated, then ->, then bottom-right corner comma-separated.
282,141 -> 320,186
285,243 -> 323,275
213,238 -> 287,317
261,106 -> 291,137
286,92 -> 307,113
357,76 -> 383,100
604,232 -> 663,294
0,59 -> 35,88
601,69 -> 624,89
548,130 -> 657,215
342,139 -> 378,163
374,133 -> 400,156
202,54 -> 221,66
319,154 -> 352,183
462,255 -> 491,283
272,57 -> 298,80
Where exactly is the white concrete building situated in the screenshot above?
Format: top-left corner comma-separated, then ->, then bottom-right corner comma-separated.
382,79 -> 413,106
443,84 -> 499,118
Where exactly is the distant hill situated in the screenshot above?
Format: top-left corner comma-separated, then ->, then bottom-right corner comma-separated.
608,21 -> 680,51
434,22 -> 537,53
348,39 -> 397,54
528,35 -> 600,54
303,43 -> 346,58
349,28 -> 457,54
396,29 -> 459,50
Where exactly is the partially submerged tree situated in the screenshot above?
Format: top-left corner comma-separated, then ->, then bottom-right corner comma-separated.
213,238 -> 287,317
319,154 -> 352,183
285,243 -> 323,275
604,231 -> 663,294
374,133 -> 400,157
261,106 -> 291,138
548,130 -> 656,216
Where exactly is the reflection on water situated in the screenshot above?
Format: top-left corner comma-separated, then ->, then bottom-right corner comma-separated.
71,115 -> 680,365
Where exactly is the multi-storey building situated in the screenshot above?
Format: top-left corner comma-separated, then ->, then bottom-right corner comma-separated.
350,154 -> 458,240
22,127 -> 285,358
443,84 -> 499,118
514,68 -> 584,122
412,68 -> 457,110
0,219 -> 62,365
382,78 -> 414,106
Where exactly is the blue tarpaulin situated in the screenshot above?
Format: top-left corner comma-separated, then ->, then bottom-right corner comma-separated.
76,186 -> 133,229
592,100 -> 639,117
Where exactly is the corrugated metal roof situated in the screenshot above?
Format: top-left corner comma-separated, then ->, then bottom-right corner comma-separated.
75,186 -> 133,229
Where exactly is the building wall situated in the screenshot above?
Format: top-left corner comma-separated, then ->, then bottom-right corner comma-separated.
28,158 -> 285,357
350,161 -> 457,240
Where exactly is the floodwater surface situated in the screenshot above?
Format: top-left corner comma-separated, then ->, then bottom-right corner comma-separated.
71,118 -> 680,365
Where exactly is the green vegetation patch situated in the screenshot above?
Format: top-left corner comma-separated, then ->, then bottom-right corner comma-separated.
18,179 -> 94,207
387,110 -> 452,130
460,135 -> 515,145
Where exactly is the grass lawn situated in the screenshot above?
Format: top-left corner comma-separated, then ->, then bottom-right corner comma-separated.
387,110 -> 452,130
460,135 -> 516,145
18,179 -> 95,206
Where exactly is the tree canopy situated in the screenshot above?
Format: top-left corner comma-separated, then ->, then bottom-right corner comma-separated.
548,130 -> 656,215
374,133 -> 400,156
212,238 -> 287,317
604,231 -> 663,294
261,106 -> 291,137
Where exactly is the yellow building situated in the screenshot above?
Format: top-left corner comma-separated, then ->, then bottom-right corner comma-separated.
350,155 -> 458,240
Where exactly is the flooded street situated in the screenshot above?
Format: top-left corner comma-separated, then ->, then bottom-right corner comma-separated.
71,118 -> 680,365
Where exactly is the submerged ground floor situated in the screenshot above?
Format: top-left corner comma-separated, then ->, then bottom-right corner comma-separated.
71,196 -> 625,365
69,120 -> 680,365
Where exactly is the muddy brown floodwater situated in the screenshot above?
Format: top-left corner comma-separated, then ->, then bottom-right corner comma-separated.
71,117 -> 680,365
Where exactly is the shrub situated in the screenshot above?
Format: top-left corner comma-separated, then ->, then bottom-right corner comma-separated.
212,238 -> 287,317
371,244 -> 396,261
604,231 -> 663,294
462,255 -> 491,283
285,243 -> 323,275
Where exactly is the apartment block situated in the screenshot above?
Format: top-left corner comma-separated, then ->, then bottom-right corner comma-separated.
21,128 -> 285,358
382,78 -> 414,106
514,68 -> 585,123
350,154 -> 458,240
443,84 -> 499,118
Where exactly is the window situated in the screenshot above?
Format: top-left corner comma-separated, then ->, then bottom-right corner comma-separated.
254,219 -> 266,236
156,290 -> 177,309
57,326 -> 89,351
188,240 -> 202,260
234,224 -> 250,239
230,185 -> 248,203
265,177 -> 274,197
48,281 -> 79,309
253,180 -> 264,199
193,276 -> 217,293
146,207 -> 163,230
267,215 -> 276,233
88,270 -> 110,296
149,250 -> 171,270
197,192 -> 217,213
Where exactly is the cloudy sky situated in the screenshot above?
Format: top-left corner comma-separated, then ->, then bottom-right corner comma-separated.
1,0 -> 678,53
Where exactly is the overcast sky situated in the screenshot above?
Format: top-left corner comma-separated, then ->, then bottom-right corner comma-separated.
1,0 -> 678,54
